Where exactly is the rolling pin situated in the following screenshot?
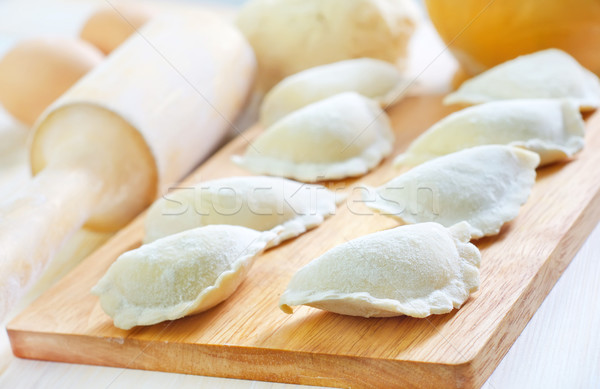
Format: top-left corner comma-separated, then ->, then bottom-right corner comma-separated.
0,11 -> 256,321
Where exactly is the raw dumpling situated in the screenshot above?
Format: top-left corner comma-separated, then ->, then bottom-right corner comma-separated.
444,49 -> 600,111
144,176 -> 340,246
233,92 -> 395,182
394,99 -> 585,167
92,225 -> 277,330
279,222 -> 480,318
260,58 -> 408,127
366,145 -> 540,239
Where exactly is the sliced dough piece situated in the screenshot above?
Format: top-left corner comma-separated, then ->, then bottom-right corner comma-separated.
260,58 -> 408,127
444,49 -> 600,111
367,145 -> 539,239
233,92 -> 394,182
92,225 -> 277,330
279,222 -> 480,318
395,99 -> 585,167
144,176 -> 340,246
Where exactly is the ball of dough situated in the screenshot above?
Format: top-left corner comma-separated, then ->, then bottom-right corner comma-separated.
236,0 -> 419,90
80,4 -> 154,54
0,38 -> 104,126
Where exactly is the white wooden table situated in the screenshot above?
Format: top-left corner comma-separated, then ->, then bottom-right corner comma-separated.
0,1 -> 598,388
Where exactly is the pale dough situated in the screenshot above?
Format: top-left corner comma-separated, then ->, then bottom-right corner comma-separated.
92,225 -> 277,330
236,0 -> 419,90
279,222 -> 480,318
260,58 -> 408,127
395,99 -> 585,167
367,145 -> 540,239
144,176 -> 341,247
444,49 -> 600,111
233,92 -> 395,182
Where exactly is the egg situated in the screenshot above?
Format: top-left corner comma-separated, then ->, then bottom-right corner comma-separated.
80,4 -> 154,55
0,38 -> 104,126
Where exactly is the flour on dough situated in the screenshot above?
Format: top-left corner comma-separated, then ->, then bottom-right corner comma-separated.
92,225 -> 277,330
260,58 -> 408,127
395,99 -> 585,167
368,145 -> 539,239
144,176 -> 340,247
233,92 -> 395,182
444,49 -> 600,111
279,222 -> 480,318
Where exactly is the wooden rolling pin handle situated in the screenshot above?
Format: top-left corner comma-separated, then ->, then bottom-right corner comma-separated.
0,166 -> 102,321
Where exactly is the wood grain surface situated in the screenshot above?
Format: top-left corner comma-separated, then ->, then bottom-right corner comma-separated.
6,95 -> 600,389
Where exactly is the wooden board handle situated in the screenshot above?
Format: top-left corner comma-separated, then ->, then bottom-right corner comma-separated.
0,167 -> 101,321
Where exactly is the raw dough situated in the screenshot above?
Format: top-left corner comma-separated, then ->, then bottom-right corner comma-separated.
395,99 -> 585,167
92,225 -> 277,330
260,58 -> 408,127
236,0 -> 419,90
233,92 -> 395,182
367,145 -> 540,238
279,222 -> 480,318
144,176 -> 340,247
444,49 -> 600,111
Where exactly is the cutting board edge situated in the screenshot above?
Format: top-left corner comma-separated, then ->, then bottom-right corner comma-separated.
466,177 -> 600,388
6,327 -> 481,389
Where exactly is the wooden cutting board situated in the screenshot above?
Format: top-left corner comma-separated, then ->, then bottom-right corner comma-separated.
7,95 -> 600,389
